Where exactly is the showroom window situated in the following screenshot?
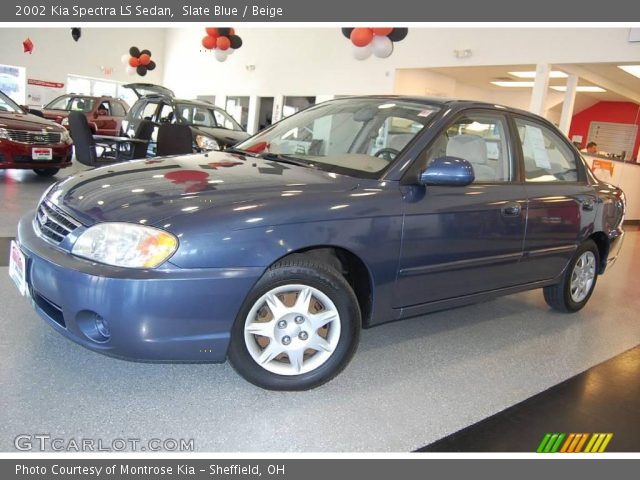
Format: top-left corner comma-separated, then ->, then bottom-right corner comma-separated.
0,64 -> 26,104
421,113 -> 513,183
515,117 -> 578,182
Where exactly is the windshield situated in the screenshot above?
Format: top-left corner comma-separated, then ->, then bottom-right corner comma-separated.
45,96 -> 95,112
0,91 -> 22,113
235,98 -> 439,178
175,103 -> 243,131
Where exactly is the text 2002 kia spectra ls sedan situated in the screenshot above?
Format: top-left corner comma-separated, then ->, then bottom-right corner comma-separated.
10,97 -> 625,390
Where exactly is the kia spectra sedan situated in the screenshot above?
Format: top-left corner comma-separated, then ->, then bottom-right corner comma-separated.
10,96 -> 625,390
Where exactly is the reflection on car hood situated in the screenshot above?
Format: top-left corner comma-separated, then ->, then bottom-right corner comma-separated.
47,151 -> 359,226
0,112 -> 66,132
190,126 -> 250,146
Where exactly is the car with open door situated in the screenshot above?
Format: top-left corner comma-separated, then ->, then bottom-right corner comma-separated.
11,96 -> 625,390
0,89 -> 73,176
122,83 -> 250,152
42,94 -> 130,136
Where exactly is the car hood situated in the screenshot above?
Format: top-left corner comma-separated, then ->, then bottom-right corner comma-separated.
190,126 -> 250,146
47,151 -> 361,226
0,112 -> 65,132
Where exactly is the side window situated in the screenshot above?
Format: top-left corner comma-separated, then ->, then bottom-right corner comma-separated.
423,113 -> 512,183
110,101 -> 126,117
97,101 -> 110,116
137,101 -> 160,121
515,118 -> 578,182
213,109 -> 238,130
158,104 -> 175,123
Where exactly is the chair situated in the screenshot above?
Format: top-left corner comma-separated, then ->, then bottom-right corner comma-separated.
127,120 -> 155,160
446,134 -> 495,182
156,124 -> 193,156
68,111 -> 103,166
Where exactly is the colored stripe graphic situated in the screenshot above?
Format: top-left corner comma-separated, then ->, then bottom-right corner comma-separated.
538,433 -> 613,453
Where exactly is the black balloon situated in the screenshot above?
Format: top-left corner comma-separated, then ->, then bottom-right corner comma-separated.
71,27 -> 81,42
217,28 -> 231,36
341,28 -> 354,39
146,61 -> 156,71
140,49 -> 151,57
136,65 -> 148,76
129,46 -> 140,57
229,35 -> 243,49
387,28 -> 408,42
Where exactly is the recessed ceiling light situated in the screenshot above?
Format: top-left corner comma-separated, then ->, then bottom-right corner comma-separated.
618,65 -> 640,79
550,86 -> 606,93
508,70 -> 568,78
491,81 -> 536,88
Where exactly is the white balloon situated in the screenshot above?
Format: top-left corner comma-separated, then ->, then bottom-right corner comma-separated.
121,53 -> 130,65
352,44 -> 372,61
125,65 -> 137,76
372,35 -> 393,58
214,48 -> 229,62
227,48 -> 235,55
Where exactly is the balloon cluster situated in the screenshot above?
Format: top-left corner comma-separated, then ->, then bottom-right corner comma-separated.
341,28 -> 408,60
121,47 -> 157,77
201,28 -> 243,62
71,28 -> 81,42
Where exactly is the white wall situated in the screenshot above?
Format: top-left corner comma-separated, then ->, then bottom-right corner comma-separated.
162,27 -> 640,99
0,28 -> 166,93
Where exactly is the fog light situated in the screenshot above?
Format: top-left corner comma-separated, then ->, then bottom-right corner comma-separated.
95,315 -> 110,339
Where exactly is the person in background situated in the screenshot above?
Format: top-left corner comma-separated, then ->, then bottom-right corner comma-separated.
585,142 -> 598,155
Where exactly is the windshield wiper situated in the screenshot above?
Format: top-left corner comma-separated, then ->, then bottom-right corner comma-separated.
257,153 -> 312,168
224,147 -> 258,157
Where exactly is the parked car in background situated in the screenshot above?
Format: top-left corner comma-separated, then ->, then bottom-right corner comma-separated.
0,89 -> 73,176
42,94 -> 129,136
11,97 -> 625,390
122,83 -> 250,152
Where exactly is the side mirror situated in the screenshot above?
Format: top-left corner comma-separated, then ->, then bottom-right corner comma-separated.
419,156 -> 475,186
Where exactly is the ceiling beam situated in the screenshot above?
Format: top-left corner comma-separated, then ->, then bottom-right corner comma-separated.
557,64 -> 640,104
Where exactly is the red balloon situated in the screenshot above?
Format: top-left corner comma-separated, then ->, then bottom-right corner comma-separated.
128,57 -> 140,67
139,53 -> 151,66
372,28 -> 394,36
202,35 -> 216,50
229,28 -> 235,36
216,36 -> 231,51
350,28 -> 373,47
205,28 -> 219,37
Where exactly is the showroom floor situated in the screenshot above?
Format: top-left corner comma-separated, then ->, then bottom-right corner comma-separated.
1,166 -> 639,452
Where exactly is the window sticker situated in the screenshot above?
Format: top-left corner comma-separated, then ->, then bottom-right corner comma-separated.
524,125 -> 551,169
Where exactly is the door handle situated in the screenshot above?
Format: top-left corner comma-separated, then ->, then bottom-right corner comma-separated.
501,202 -> 521,217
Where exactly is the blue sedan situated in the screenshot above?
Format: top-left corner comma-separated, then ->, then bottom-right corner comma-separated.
10,97 -> 625,390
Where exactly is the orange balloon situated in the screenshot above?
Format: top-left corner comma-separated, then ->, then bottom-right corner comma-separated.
372,27 -> 394,36
205,28 -> 219,37
128,57 -> 140,67
139,53 -> 151,66
202,35 -> 216,50
350,28 -> 373,47
216,36 -> 230,51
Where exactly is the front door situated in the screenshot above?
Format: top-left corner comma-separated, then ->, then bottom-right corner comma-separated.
395,110 -> 527,308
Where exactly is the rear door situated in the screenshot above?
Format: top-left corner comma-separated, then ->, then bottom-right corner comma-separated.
395,109 -> 527,308
511,114 -> 598,282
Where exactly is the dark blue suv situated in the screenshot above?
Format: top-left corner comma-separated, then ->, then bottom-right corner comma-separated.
11,96 -> 625,390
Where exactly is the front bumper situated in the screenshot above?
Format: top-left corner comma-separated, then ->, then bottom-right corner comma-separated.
16,212 -> 263,362
0,140 -> 72,170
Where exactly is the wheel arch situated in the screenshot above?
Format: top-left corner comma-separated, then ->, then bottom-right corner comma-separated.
589,231 -> 609,274
269,245 -> 375,328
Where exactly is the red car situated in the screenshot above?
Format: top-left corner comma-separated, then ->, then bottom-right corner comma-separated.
42,94 -> 129,136
0,90 -> 73,177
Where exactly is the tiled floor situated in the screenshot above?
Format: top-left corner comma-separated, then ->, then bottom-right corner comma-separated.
1,166 -> 639,452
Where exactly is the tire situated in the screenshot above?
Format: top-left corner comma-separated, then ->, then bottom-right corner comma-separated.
33,168 -> 59,177
543,239 -> 599,313
227,256 -> 361,390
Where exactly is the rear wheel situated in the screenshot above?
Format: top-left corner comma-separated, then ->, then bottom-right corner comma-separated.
33,168 -> 59,177
543,239 -> 599,312
228,257 -> 361,390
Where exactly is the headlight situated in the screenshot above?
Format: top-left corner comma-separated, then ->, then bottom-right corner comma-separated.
61,117 -> 69,126
72,223 -> 178,269
0,128 -> 8,140
195,135 -> 219,151
60,130 -> 72,144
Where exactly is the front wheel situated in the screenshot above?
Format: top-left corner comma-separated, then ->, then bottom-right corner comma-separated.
227,257 -> 361,390
543,239 -> 599,312
33,168 -> 59,177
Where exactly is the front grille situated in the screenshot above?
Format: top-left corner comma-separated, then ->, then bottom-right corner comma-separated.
35,201 -> 81,244
6,129 -> 62,145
